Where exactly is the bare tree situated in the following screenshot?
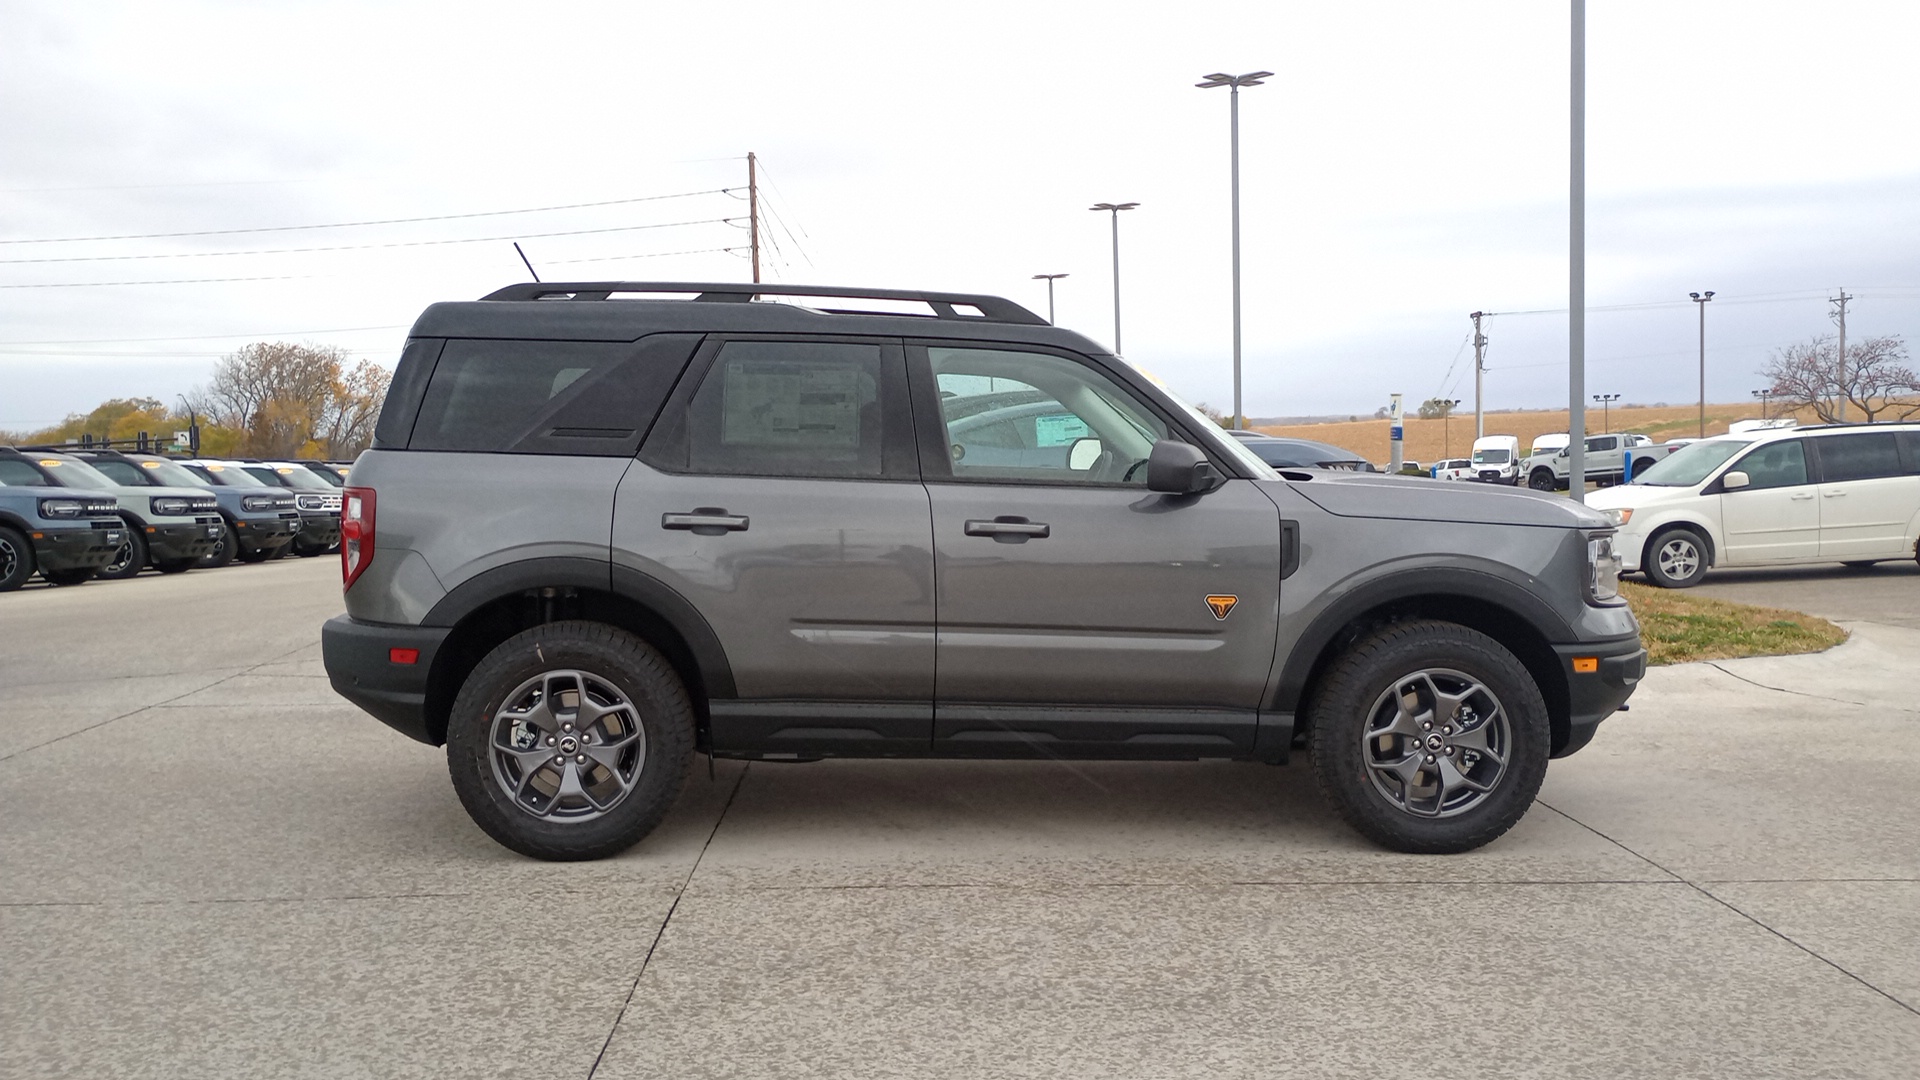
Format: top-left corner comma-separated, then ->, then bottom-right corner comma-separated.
202,342 -> 389,457
1762,334 -> 1919,423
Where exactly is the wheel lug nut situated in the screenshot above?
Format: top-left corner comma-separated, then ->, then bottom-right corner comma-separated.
1422,722 -> 1432,731
576,754 -> 587,764
562,723 -> 573,732
545,737 -> 555,746
1443,726 -> 1453,735
553,756 -> 565,766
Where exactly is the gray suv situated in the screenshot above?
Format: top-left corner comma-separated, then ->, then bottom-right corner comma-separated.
323,282 -> 1645,861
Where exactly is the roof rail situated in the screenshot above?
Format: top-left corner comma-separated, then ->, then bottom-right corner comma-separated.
477,281 -> 1048,325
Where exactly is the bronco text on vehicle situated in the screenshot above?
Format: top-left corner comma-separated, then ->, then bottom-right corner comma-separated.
322,282 -> 1645,860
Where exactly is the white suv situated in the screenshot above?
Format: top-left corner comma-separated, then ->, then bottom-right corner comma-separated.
1587,423 -> 1920,587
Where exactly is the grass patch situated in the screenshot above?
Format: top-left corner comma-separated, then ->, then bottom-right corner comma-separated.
1620,580 -> 1847,665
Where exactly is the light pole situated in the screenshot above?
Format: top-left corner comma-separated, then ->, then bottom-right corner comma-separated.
1751,387 -> 1774,421
1440,398 -> 1462,456
1196,70 -> 1271,430
1089,202 -> 1138,354
1592,393 -> 1620,433
1031,273 -> 1068,325
1690,290 -> 1714,437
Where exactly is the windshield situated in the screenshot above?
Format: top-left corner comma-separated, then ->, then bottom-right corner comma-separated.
1633,437 -> 1752,486
268,464 -> 335,489
36,456 -> 119,490
134,458 -> 210,487
193,462 -> 270,487
305,465 -> 346,487
1472,449 -> 1511,464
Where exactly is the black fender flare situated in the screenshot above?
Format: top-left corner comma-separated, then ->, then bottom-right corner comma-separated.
1270,565 -> 1575,715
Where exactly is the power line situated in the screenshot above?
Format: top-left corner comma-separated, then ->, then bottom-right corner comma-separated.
0,189 -> 728,245
542,246 -> 739,266
0,275 -> 312,289
0,324 -> 406,346
0,217 -> 735,264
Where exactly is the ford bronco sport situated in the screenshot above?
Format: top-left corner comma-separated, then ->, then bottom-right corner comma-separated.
322,282 -> 1645,860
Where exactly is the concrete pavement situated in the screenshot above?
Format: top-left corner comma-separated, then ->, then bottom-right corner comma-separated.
2,558 -> 1916,1078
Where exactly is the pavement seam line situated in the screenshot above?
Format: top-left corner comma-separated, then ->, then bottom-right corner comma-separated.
1702,660 -> 1912,713
0,639 -> 315,764
1541,800 -> 1920,1018
586,763 -> 749,1080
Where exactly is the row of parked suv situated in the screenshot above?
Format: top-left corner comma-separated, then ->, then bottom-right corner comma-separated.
0,448 -> 348,591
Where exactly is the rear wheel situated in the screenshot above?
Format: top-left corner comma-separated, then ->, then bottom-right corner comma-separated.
0,526 -> 34,592
96,529 -> 147,580
1308,620 -> 1550,854
1644,527 -> 1709,588
446,621 -> 696,861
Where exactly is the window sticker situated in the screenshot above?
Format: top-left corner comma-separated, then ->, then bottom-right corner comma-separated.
1033,413 -> 1090,447
721,360 -> 862,449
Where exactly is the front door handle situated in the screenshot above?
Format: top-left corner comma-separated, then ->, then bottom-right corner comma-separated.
663,508 -> 750,534
964,516 -> 1050,542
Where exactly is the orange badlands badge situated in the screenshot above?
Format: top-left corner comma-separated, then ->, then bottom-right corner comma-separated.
1205,595 -> 1238,620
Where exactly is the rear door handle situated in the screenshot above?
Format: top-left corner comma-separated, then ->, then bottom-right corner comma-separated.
663,508 -> 750,533
964,517 -> 1050,541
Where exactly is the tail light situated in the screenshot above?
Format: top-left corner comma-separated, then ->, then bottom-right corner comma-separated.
341,486 -> 375,590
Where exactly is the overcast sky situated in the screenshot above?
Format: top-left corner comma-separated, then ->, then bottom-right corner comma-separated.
3,0 -> 1916,431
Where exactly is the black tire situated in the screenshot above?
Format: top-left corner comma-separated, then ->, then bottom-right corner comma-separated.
446,621 -> 696,861
153,559 -> 195,574
236,543 -> 275,563
198,523 -> 237,568
1643,526 -> 1709,588
1307,620 -> 1550,854
0,526 -> 34,592
41,568 -> 95,586
96,528 -> 147,580
1528,468 -> 1556,492
294,541 -> 326,558
1631,459 -> 1656,480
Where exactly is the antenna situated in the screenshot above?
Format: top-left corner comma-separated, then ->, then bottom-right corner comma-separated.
513,242 -> 540,283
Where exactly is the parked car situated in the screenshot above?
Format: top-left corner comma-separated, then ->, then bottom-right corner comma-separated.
1529,433 -> 1681,491
1235,435 -> 1378,471
322,280 -> 1642,862
1586,423 -> 1920,587
1431,458 -> 1474,481
1469,435 -> 1521,485
0,449 -> 128,590
224,461 -> 343,557
56,450 -> 300,569
12,449 -> 220,578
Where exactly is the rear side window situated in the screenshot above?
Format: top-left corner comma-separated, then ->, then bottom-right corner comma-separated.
1816,432 -> 1903,482
406,334 -> 699,455
653,340 -> 889,479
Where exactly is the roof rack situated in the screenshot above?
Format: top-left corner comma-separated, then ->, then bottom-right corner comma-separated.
478,281 -> 1048,326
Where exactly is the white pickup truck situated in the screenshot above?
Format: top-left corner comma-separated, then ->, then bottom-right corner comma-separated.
1524,432 -> 1682,490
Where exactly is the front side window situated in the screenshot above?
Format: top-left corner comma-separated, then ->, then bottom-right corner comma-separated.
927,347 -> 1169,485
1731,440 -> 1808,490
1817,433 -> 1903,482
678,340 -> 887,479
0,460 -> 48,486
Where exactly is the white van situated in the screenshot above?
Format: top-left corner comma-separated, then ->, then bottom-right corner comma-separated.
1469,435 -> 1521,484
1587,423 -> 1920,587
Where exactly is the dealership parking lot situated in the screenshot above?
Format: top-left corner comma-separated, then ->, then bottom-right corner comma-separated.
4,558 -> 1918,1078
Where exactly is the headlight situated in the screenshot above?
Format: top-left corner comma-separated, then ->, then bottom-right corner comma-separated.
1602,508 -> 1634,527
241,495 -> 278,512
1588,533 -> 1623,603
150,497 -> 192,516
39,498 -> 87,519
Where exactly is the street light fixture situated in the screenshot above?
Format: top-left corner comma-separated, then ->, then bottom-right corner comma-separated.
1031,273 -> 1069,325
1196,70 -> 1271,430
1752,387 -> 1775,421
1089,203 -> 1139,354
1592,392 -> 1620,433
1689,290 -> 1715,437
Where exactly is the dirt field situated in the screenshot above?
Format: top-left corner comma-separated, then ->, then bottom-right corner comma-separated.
1252,402 -> 1823,468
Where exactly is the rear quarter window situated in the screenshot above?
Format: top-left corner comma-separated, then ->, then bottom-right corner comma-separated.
403,334 -> 700,455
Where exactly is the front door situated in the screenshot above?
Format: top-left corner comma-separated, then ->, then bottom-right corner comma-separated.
1718,438 -> 1819,564
909,343 -> 1280,756
1812,432 -> 1920,560
615,336 -> 935,756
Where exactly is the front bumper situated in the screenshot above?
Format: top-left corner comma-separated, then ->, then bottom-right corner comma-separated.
294,513 -> 341,551
230,512 -> 301,555
145,518 -> 223,561
322,614 -> 451,745
1551,634 -> 1647,758
31,521 -> 128,572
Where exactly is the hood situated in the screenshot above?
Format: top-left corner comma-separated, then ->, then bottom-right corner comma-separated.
1270,471 -> 1611,529
1585,483 -> 1699,511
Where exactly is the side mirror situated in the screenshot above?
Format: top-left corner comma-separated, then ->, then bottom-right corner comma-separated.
1146,440 -> 1218,494
1721,470 -> 1750,491
1067,436 -> 1103,471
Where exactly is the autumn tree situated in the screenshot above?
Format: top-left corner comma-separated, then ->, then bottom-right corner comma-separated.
1762,334 -> 1919,423
201,342 -> 391,458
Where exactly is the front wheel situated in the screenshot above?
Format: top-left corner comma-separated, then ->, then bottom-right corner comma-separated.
1308,620 -> 1550,854
1528,468 -> 1556,492
1644,527 -> 1709,588
0,526 -> 35,592
446,621 -> 696,861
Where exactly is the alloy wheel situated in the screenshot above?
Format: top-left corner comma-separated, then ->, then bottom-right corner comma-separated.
1361,668 -> 1511,818
1657,537 -> 1701,582
487,669 -> 647,823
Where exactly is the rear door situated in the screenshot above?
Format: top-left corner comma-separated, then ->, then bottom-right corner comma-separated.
615,336 -> 935,756
1811,432 -> 1920,560
1718,438 -> 1819,564
909,341 -> 1280,757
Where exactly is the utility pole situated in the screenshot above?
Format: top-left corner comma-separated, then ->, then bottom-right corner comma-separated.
1032,273 -> 1068,325
1831,289 -> 1852,420
1470,311 -> 1488,439
747,152 -> 762,284
1568,0 -> 1587,502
